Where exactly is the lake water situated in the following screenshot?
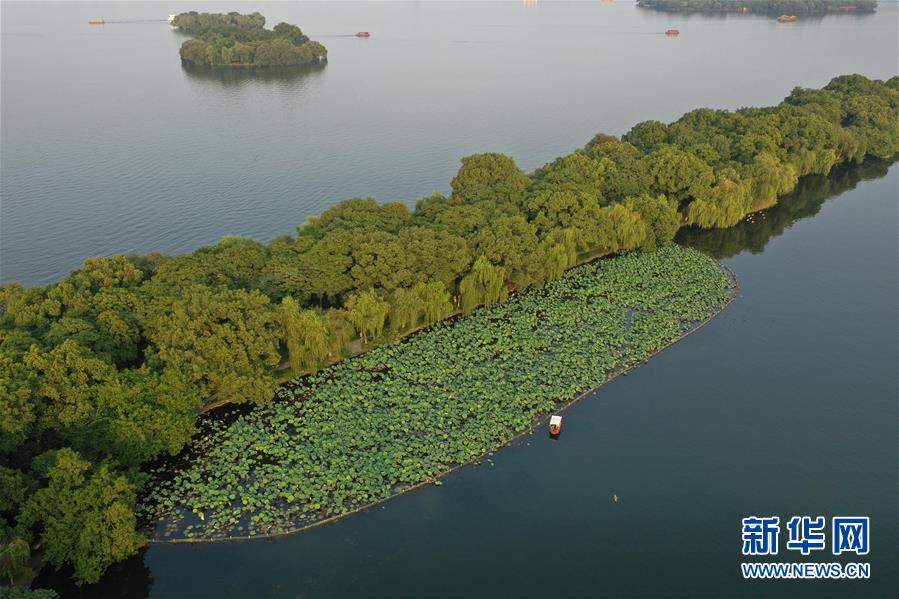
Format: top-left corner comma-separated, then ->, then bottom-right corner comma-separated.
2,1 -> 897,286
5,2 -> 897,598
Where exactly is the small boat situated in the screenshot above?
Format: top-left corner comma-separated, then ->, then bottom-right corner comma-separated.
356,31 -> 371,38
665,29 -> 680,36
549,415 -> 563,436
168,14 -> 176,24
777,15 -> 797,22
88,19 -> 105,25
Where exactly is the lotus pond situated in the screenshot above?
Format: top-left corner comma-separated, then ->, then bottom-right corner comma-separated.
140,246 -> 735,541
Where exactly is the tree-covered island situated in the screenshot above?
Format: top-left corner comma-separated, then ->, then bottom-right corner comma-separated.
1,74 -> 897,587
636,0 -> 877,14
172,11 -> 327,68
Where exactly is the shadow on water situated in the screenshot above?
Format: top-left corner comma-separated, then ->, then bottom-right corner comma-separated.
676,157 -> 896,259
180,61 -> 327,86
33,548 -> 152,599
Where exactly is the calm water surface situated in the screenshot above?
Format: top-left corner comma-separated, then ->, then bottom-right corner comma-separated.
5,2 -> 897,598
1,1 -> 897,285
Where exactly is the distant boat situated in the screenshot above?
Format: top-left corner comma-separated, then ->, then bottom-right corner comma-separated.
356,31 -> 371,38
88,19 -> 105,25
665,28 -> 680,36
777,15 -> 797,22
168,14 -> 176,24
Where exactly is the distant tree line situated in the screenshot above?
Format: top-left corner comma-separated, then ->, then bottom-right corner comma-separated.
173,11 -> 327,68
1,74 -> 897,587
636,0 -> 877,14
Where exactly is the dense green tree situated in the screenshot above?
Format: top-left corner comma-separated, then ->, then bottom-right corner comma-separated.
397,227 -> 471,291
175,12 -> 326,68
843,94 -> 899,159
0,356 -> 37,454
93,367 -> 201,466
623,120 -> 669,153
647,146 -> 715,206
587,138 -> 652,203
531,152 -> 605,201
23,341 -> 116,447
527,189 -> 603,251
474,216 -> 546,289
268,232 -> 354,302
18,449 -> 144,585
625,194 -> 681,249
141,286 -> 280,406
450,153 -> 531,213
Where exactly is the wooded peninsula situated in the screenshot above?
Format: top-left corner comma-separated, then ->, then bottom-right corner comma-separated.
173,12 -> 327,68
1,74 -> 897,587
636,0 -> 877,14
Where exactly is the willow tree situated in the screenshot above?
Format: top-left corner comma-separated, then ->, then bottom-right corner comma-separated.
415,281 -> 453,326
345,289 -> 390,346
459,256 -> 508,315
686,170 -> 752,229
389,287 -> 424,333
280,297 -> 330,374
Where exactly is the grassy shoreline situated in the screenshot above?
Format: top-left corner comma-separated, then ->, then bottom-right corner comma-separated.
141,246 -> 737,543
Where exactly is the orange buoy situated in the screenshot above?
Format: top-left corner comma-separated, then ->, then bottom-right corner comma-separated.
549,415 -> 563,436
88,19 -> 105,25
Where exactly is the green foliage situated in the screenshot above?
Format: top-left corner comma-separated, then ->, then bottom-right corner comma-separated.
450,153 -> 532,213
687,169 -> 753,229
141,247 -> 734,540
345,290 -> 390,346
0,537 -> 30,586
647,146 -> 715,206
281,298 -> 331,375
141,286 -> 281,406
173,12 -> 326,68
92,367 -> 201,466
625,194 -> 681,249
18,449 -> 145,585
0,587 -> 59,599
172,11 -> 266,35
459,256 -> 508,315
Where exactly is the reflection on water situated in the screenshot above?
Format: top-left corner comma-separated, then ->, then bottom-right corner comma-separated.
181,62 -> 327,86
676,158 -> 896,259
